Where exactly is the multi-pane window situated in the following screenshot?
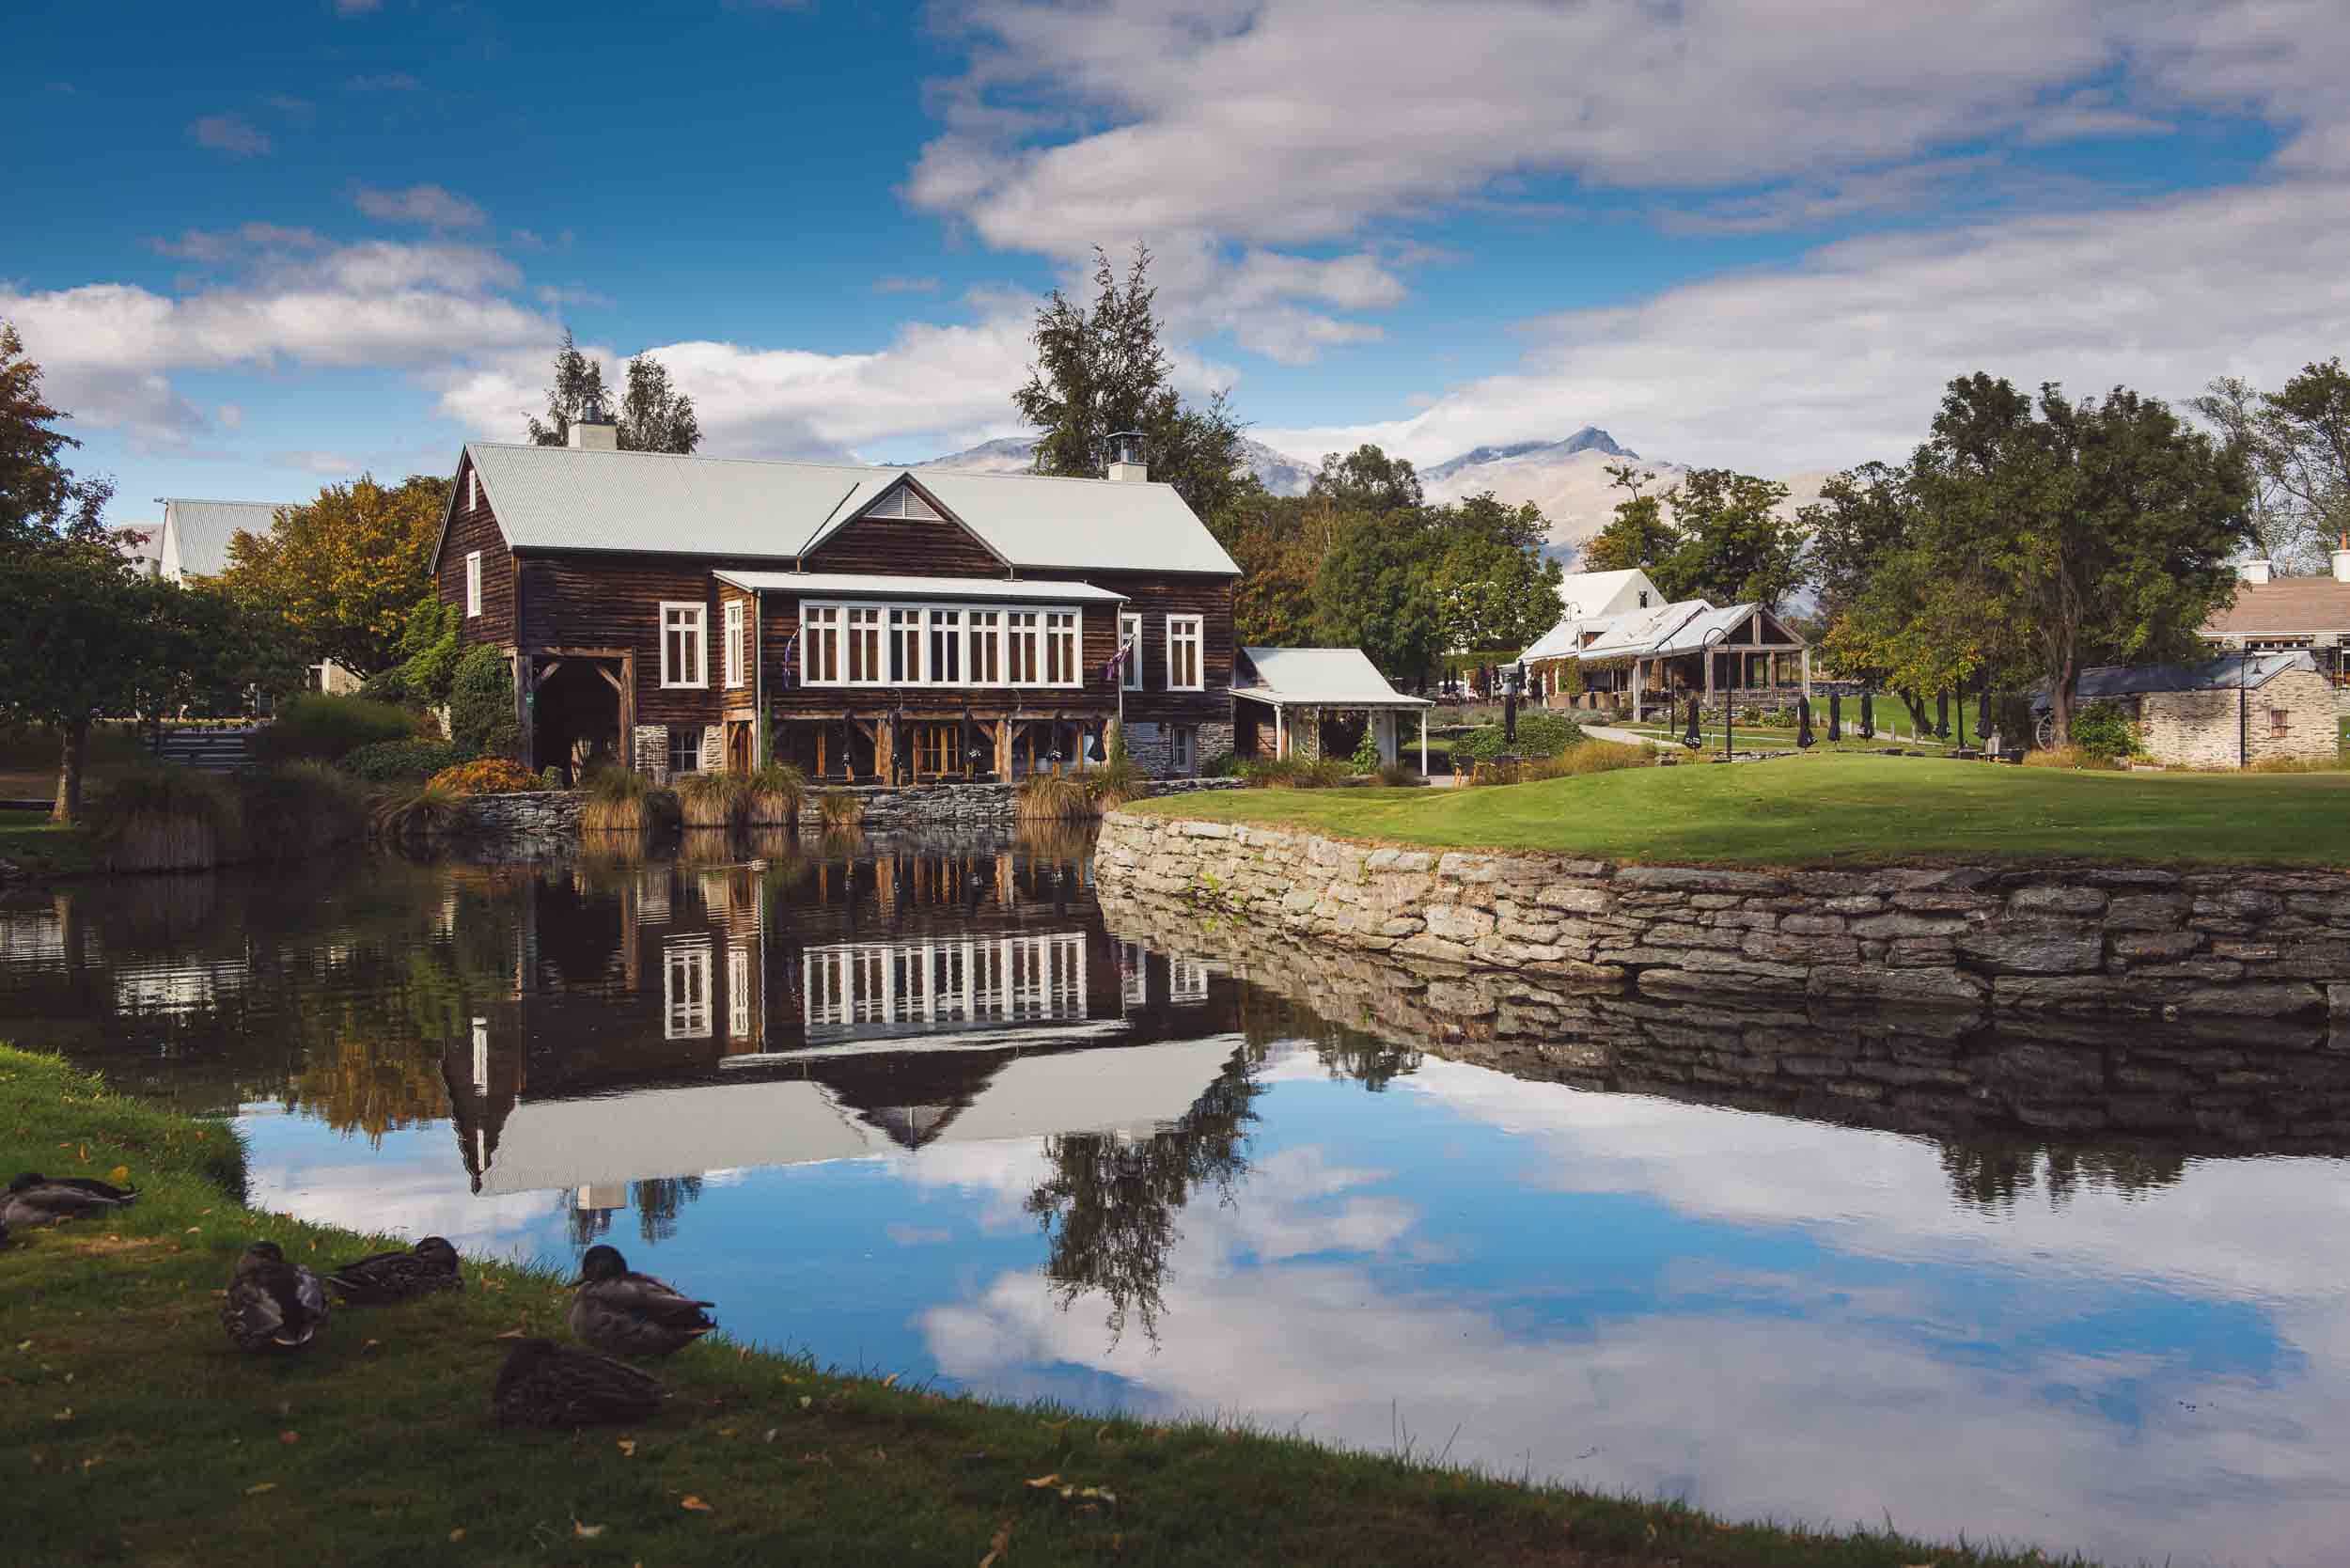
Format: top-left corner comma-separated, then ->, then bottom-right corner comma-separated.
2270,708 -> 2291,739
723,600 -> 745,688
664,939 -> 712,1040
464,551 -> 482,618
727,945 -> 751,1041
914,723 -> 958,776
661,602 -> 706,687
967,610 -> 1001,682
846,607 -> 883,683
668,725 -> 704,777
1169,955 -> 1209,1004
803,605 -> 839,682
1120,612 -> 1143,690
929,608 -> 962,683
1167,614 -> 1203,690
1007,612 -> 1041,683
1044,611 -> 1078,684
888,608 -> 923,683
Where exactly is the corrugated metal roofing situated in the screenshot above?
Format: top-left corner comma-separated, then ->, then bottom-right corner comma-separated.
160,497 -> 292,578
2030,651 -> 2319,712
1234,647 -> 1433,707
712,570 -> 1127,604
465,443 -> 1239,574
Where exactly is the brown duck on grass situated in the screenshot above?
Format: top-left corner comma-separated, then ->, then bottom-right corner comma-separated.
4,1171 -> 138,1229
566,1244 -> 717,1358
221,1241 -> 331,1353
493,1338 -> 666,1428
323,1236 -> 463,1305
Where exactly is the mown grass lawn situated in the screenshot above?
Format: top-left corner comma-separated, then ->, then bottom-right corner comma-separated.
0,809 -> 99,878
0,1046 -> 2096,1567
1139,752 -> 2350,868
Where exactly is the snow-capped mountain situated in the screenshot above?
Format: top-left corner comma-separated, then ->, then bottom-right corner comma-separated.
910,434 -> 1314,495
1418,426 -> 1636,486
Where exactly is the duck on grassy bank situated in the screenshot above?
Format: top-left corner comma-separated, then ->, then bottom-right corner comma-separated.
221,1241 -> 330,1352
566,1244 -> 716,1357
324,1236 -> 463,1305
493,1338 -> 667,1427
3,1170 -> 137,1228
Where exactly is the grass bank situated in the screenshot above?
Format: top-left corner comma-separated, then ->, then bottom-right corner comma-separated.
0,809 -> 102,878
1127,751 -> 2350,868
0,1046 -> 2090,1567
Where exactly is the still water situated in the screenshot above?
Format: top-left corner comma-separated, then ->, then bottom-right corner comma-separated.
5,832 -> 2349,1566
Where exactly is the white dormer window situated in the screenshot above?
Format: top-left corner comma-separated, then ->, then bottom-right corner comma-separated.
864,485 -> 943,522
464,551 -> 481,618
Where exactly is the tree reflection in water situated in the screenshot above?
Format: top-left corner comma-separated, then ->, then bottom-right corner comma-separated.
1025,1045 -> 1267,1346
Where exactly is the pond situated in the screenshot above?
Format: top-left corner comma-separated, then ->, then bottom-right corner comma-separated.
4,832 -> 2348,1567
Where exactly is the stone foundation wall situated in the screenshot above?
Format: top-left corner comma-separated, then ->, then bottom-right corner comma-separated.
811,776 -> 1246,836
1096,810 -> 2350,1022
2138,669 -> 2335,768
1121,719 -> 1237,776
452,790 -> 583,855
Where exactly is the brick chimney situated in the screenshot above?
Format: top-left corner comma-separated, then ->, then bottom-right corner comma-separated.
1106,429 -> 1147,483
2239,557 -> 2273,586
569,394 -> 619,452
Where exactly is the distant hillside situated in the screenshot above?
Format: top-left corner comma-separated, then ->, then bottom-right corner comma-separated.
911,435 -> 1314,495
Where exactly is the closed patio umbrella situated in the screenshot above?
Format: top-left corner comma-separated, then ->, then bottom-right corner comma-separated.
1827,692 -> 1841,742
1796,696 -> 1816,748
1859,690 -> 1875,738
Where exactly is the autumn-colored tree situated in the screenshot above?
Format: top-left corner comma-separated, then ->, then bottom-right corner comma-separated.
218,473 -> 450,675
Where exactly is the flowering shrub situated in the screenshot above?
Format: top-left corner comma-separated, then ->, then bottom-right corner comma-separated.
425,758 -> 547,796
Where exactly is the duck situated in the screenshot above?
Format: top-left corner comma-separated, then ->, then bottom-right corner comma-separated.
323,1236 -> 464,1305
220,1241 -> 330,1352
565,1245 -> 716,1358
493,1338 -> 667,1428
2,1171 -> 138,1229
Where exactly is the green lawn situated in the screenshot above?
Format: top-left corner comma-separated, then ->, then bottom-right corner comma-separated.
0,810 -> 99,878
1136,751 -> 2350,867
0,1046 -> 2094,1567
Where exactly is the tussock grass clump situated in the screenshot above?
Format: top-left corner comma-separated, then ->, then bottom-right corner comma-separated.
2248,754 -> 2346,774
1240,756 -> 1348,789
817,790 -> 864,831
371,782 -> 460,850
235,761 -> 369,862
1018,773 -> 1095,822
2022,745 -> 2128,772
747,762 -> 807,824
1375,760 -> 1423,787
579,767 -> 681,835
1521,740 -> 1654,780
676,769 -> 753,830
83,766 -> 240,871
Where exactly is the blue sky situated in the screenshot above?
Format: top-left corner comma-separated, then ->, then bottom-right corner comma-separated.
10,0 -> 2348,527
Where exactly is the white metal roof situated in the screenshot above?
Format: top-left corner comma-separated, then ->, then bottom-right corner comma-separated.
159,497 -> 292,579
1524,599 -> 1804,663
712,570 -> 1127,604
1550,567 -> 1655,619
1233,647 -> 1433,708
462,443 -> 1239,574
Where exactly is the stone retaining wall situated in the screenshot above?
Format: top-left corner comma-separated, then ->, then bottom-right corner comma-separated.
815,776 -> 1245,836
452,790 -> 584,855
1096,810 -> 2350,1022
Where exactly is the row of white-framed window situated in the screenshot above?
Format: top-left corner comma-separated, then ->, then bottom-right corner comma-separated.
658,599 -> 1208,692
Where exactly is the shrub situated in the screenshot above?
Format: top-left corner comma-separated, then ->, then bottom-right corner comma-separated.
235,762 -> 369,862
373,783 -> 460,850
1374,760 -> 1421,787
1349,726 -> 1383,773
448,645 -> 520,760
251,694 -> 425,764
747,763 -> 807,824
338,737 -> 465,783
2021,745 -> 2127,772
817,790 -> 864,831
427,758 -> 545,797
84,766 -> 240,871
580,767 -> 680,834
676,770 -> 752,830
1453,711 -> 1584,765
1017,774 -> 1094,822
1524,740 -> 1654,779
2069,701 -> 2139,761
1086,729 -> 1145,808
1200,748 -> 1238,777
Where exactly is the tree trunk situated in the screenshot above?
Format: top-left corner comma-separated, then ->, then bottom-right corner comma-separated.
2047,644 -> 2081,748
53,719 -> 88,825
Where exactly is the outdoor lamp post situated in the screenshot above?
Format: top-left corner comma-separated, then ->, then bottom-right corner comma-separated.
1502,663 -> 1524,745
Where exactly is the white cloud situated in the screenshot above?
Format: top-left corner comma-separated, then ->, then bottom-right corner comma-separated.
215,402 -> 243,430
189,114 -> 271,158
346,71 -> 420,91
269,449 -> 366,476
1257,171 -> 2350,474
352,182 -> 489,228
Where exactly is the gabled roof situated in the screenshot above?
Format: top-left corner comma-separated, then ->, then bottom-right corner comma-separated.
460,443 -> 1239,575
1549,567 -> 1656,618
1524,599 -> 1805,663
2031,651 -> 2320,712
2203,575 -> 2350,636
159,497 -> 292,578
1234,647 -> 1433,707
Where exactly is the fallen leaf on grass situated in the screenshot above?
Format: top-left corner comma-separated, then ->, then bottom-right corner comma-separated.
244,1483 -> 275,1497
572,1521 -> 605,1539
798,1396 -> 812,1409
616,1439 -> 636,1457
447,1529 -> 465,1543
681,1496 -> 713,1513
278,1431 -> 299,1445
1026,1474 -> 1060,1489
14,1341 -> 29,1353
361,1340 -> 381,1356
979,1518 -> 1013,1568
494,1327 -> 528,1340
107,1166 -> 130,1184
763,1429 -> 777,1444
1040,1418 -> 1072,1433
718,1427 -> 736,1438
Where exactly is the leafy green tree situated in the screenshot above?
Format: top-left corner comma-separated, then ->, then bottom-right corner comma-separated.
1800,462 -> 1914,621
525,330 -> 701,454
2262,358 -> 2350,552
1,320 -> 111,546
1653,468 -> 1805,608
1431,531 -> 1563,652
1314,513 -> 1443,682
1907,374 -> 2252,745
1439,490 -> 1549,554
1014,244 -> 1254,523
448,644 -> 521,760
1580,462 -> 1680,574
1308,444 -> 1423,515
217,474 -> 450,675
362,595 -> 463,706
2188,376 -> 2313,570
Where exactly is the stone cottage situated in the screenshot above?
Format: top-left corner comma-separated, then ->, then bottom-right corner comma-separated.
2037,652 -> 2336,768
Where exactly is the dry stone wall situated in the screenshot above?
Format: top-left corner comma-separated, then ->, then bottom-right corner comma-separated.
1096,809 -> 2350,1023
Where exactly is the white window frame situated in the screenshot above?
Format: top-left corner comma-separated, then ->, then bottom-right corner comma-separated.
467,470 -> 479,511
1044,610 -> 1079,685
464,551 -> 482,619
1170,725 -> 1197,776
664,939 -> 713,1041
794,600 -> 1083,689
667,725 -> 704,777
722,600 -> 745,689
1167,614 -> 1204,691
1120,612 -> 1144,691
887,607 -> 924,684
660,601 -> 707,688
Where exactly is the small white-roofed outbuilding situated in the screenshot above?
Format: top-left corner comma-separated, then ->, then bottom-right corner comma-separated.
1231,646 -> 1436,773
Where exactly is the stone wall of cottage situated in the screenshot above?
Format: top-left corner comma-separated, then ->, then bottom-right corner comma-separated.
799,776 -> 1246,837
451,790 -> 584,856
1122,719 -> 1237,777
1096,810 -> 2350,1022
2136,669 -> 2336,768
